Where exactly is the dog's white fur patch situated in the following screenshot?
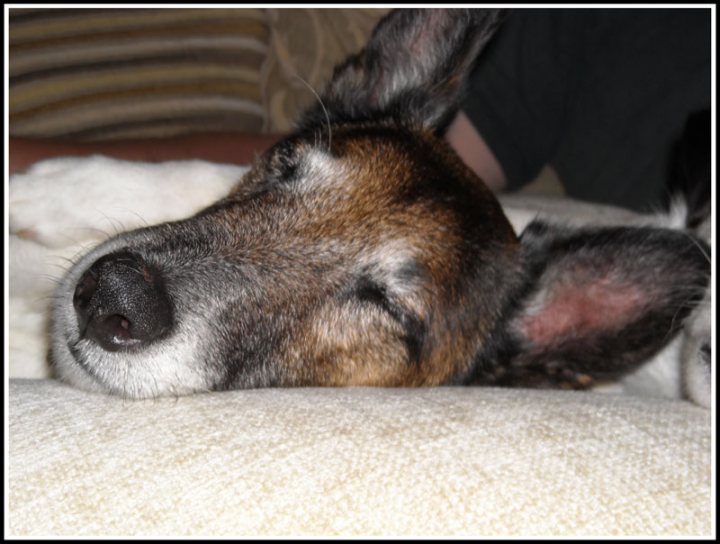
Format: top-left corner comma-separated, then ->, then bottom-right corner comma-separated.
291,149 -> 350,195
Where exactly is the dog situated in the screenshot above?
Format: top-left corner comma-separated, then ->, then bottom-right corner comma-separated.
38,9 -> 711,402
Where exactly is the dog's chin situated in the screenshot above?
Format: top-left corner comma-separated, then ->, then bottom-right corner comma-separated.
50,335 -> 211,399
50,308 -> 216,399
49,337 -> 110,396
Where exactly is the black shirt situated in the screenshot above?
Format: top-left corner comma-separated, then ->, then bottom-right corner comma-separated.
461,8 -> 711,212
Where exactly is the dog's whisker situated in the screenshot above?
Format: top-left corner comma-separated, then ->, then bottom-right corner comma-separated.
681,229 -> 712,264
95,210 -> 127,238
295,74 -> 332,153
666,292 -> 704,342
73,226 -> 114,240
121,209 -> 152,229
36,273 -> 63,284
46,257 -> 80,274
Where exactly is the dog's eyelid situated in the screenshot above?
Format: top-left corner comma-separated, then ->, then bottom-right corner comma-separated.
352,254 -> 427,312
266,145 -> 338,189
353,274 -> 392,309
266,159 -> 300,186
348,270 -> 400,308
351,273 -> 425,359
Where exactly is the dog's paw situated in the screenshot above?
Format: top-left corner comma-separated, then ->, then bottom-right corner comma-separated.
9,155 -> 248,249
682,299 -> 711,409
682,216 -> 711,409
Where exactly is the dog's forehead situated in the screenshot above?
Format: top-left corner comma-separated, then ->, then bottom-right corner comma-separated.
265,126 -> 410,188
294,147 -> 357,193
236,124 -> 518,267
266,125 -> 476,200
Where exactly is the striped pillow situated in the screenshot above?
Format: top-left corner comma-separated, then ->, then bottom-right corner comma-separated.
9,8 -> 269,141
261,8 -> 388,132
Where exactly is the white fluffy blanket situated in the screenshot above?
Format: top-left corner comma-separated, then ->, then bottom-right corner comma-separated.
7,156 -> 713,537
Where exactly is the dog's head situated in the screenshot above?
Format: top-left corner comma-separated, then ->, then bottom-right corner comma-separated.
51,9 -> 710,399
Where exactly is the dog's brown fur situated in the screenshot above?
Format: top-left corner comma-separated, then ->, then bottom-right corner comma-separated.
50,9 -> 710,399
198,126 -> 522,388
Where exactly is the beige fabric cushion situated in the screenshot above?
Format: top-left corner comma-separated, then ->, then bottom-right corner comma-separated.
8,379 -> 711,537
9,8 -> 269,140
9,8 -> 389,139
261,8 -> 388,132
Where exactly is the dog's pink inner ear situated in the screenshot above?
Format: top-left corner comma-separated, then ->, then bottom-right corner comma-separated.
504,222 -> 709,377
516,271 -> 645,347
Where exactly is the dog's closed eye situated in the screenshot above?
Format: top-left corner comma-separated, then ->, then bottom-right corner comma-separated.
352,275 -> 426,365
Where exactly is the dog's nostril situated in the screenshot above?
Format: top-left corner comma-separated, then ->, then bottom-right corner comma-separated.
86,314 -> 139,351
73,269 -> 99,336
73,251 -> 173,352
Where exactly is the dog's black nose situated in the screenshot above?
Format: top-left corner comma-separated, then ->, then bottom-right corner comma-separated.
73,251 -> 172,351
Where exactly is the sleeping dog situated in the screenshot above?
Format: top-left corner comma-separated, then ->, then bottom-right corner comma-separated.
44,9 -> 711,402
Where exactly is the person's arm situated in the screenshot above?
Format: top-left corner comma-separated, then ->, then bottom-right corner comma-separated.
9,133 -> 284,175
444,111 -> 507,193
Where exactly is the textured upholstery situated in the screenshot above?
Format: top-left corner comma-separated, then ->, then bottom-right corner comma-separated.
8,380 -> 712,537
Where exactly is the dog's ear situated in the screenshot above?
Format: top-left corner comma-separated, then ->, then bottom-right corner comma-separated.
481,221 -> 711,388
300,8 -> 508,132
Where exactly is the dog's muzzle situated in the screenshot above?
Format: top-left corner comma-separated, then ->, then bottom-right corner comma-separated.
73,251 -> 173,352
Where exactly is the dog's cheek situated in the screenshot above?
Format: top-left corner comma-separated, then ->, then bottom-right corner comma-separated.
286,302 -> 420,387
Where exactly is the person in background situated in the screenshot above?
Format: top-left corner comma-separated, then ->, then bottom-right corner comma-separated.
444,8 -> 710,213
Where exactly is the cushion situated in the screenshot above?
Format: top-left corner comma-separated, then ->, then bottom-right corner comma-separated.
9,8 -> 389,139
261,8 -> 388,132
8,379 -> 711,537
9,8 -> 269,140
